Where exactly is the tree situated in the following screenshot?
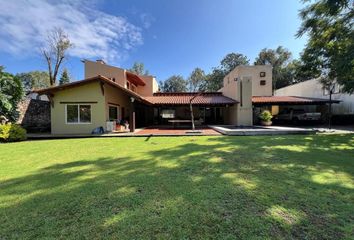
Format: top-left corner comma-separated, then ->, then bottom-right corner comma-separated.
16,71 -> 50,93
188,68 -> 206,92
42,27 -> 73,86
59,69 -> 70,85
0,67 -> 24,121
202,68 -> 225,92
160,75 -> 187,92
291,56 -> 321,82
297,0 -> 354,93
220,53 -> 250,73
129,62 -> 149,76
254,46 -> 293,90
203,53 -> 249,92
319,74 -> 337,129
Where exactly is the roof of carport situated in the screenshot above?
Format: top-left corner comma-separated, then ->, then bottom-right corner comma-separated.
252,96 -> 340,105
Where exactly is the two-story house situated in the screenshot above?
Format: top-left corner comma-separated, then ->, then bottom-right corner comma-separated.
36,60 -> 336,134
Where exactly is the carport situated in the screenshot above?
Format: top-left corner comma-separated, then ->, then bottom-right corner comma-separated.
252,96 -> 340,124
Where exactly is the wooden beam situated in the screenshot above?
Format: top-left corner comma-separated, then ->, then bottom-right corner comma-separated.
108,102 -> 120,106
130,101 -> 135,132
60,101 -> 98,104
100,81 -> 105,95
47,94 -> 54,108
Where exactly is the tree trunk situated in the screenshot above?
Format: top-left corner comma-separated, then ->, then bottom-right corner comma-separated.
189,102 -> 195,131
328,90 -> 332,130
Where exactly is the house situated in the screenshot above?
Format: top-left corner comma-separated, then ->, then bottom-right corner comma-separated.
36,60 -> 337,134
275,78 -> 354,123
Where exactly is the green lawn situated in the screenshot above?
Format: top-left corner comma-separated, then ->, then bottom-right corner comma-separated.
0,135 -> 353,239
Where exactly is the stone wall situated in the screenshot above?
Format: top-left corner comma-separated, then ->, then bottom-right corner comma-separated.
17,99 -> 51,132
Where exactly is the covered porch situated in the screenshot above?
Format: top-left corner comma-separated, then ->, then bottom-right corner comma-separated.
152,106 -> 226,126
143,92 -> 238,128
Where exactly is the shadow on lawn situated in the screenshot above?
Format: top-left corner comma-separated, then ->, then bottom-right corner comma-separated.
0,134 -> 353,239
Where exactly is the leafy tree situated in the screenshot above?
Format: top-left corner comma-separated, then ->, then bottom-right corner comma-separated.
188,68 -> 206,92
42,27 -> 73,86
291,56 -> 321,82
297,0 -> 354,93
129,62 -> 149,76
254,46 -> 293,90
202,68 -> 225,92
160,75 -> 187,92
203,53 -> 249,92
0,67 -> 24,121
220,53 -> 250,73
59,69 -> 70,85
16,71 -> 50,93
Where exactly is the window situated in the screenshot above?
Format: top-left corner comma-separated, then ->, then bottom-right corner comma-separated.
66,104 -> 91,124
260,72 -> 266,77
260,80 -> 266,85
240,81 -> 243,107
126,82 -> 130,89
160,109 -> 175,119
109,106 -> 118,121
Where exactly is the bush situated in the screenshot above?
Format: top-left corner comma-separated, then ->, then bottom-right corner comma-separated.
259,110 -> 273,122
0,123 -> 27,142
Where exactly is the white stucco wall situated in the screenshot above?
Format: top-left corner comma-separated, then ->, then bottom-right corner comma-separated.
275,79 -> 354,115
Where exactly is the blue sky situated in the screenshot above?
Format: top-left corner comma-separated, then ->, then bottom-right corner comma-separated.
0,0 -> 307,82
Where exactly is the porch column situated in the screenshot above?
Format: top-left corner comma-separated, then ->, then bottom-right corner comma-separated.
130,97 -> 135,132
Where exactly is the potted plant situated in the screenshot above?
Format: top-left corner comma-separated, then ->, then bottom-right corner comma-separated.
259,110 -> 273,126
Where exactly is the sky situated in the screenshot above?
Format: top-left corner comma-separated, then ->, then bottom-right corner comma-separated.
0,0 -> 308,82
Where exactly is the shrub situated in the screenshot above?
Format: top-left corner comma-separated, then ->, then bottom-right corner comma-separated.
259,110 -> 273,122
0,123 -> 27,142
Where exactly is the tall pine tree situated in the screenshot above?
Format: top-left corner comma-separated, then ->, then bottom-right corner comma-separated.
59,69 -> 70,85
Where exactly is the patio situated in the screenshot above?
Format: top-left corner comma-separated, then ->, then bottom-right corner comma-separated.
135,126 -> 221,136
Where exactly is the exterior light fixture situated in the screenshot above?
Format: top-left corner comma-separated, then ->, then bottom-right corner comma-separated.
130,97 -> 135,103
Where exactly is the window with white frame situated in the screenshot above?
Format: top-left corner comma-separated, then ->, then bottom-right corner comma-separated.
66,104 -> 92,124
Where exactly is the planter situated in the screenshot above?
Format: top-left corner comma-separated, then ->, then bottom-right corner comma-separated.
261,121 -> 272,126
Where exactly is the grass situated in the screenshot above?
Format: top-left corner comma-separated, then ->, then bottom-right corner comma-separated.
0,134 -> 353,239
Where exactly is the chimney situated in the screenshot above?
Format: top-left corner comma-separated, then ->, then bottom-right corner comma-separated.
96,59 -> 106,64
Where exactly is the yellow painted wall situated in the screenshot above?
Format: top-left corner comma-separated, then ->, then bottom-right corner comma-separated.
221,65 -> 272,125
271,105 -> 279,115
224,105 -> 238,125
237,77 -> 253,126
84,60 -> 158,97
136,76 -> 159,96
51,82 -> 106,134
84,60 -> 126,87
104,84 -> 131,121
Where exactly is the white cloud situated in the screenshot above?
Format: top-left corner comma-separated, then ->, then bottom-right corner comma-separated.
0,0 -> 144,62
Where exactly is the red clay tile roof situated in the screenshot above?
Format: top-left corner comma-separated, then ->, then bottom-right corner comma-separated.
144,92 -> 238,105
126,72 -> 146,86
34,75 -> 151,105
252,96 -> 340,105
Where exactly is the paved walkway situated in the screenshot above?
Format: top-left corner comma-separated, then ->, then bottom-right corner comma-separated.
273,124 -> 354,134
27,127 -> 221,139
27,125 -> 353,140
135,126 -> 221,136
